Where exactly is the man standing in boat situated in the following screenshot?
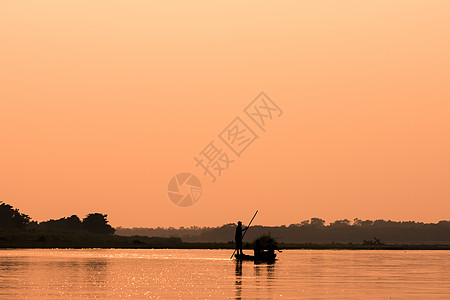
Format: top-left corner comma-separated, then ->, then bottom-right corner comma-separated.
266,239 -> 282,256
235,221 -> 248,255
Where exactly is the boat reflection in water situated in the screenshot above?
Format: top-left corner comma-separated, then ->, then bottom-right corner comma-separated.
234,257 -> 276,299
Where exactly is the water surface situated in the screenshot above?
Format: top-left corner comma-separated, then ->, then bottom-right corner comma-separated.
1,249 -> 449,299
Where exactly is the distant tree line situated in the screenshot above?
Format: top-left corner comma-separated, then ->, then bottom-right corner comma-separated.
3,201 -> 450,244
116,217 -> 450,245
0,202 -> 114,235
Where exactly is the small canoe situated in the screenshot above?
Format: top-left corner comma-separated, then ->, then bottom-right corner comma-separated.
235,253 -> 276,262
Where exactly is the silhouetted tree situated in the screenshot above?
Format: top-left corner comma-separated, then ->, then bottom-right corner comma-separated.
0,202 -> 31,229
82,213 -> 115,235
65,215 -> 83,230
40,215 -> 82,231
361,220 -> 373,227
301,220 -> 310,226
331,219 -> 351,227
310,217 -> 326,227
353,218 -> 363,226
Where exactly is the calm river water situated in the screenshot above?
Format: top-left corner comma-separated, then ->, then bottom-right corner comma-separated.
0,249 -> 449,299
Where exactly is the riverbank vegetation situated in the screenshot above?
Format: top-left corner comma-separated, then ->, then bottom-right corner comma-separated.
2,202 -> 450,250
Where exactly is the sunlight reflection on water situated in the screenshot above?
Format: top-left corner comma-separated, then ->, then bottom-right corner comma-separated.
0,249 -> 449,299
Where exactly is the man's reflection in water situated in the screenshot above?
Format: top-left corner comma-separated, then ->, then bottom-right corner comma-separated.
235,261 -> 243,300
235,260 -> 243,277
267,263 -> 275,280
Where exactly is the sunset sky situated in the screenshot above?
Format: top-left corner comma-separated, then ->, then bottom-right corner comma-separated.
1,1 -> 449,228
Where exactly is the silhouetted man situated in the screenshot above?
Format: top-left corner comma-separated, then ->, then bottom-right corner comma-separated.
253,240 -> 262,257
235,221 -> 248,255
266,239 -> 282,256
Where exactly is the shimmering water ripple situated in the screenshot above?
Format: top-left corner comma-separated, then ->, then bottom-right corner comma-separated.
0,249 -> 449,299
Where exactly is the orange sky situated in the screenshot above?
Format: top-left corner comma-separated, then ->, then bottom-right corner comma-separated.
1,1 -> 449,227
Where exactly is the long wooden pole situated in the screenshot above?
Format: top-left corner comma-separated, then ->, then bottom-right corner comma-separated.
230,210 -> 258,259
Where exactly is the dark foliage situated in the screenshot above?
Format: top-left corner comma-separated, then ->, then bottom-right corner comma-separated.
82,213 -> 115,235
39,213 -> 114,235
40,215 -> 82,231
0,202 -> 115,235
0,202 -> 31,229
116,218 -> 450,245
